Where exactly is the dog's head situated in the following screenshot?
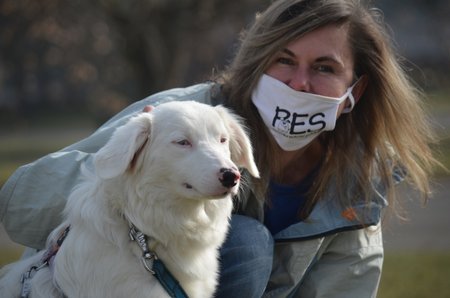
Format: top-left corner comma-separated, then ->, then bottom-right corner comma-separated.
94,101 -> 259,200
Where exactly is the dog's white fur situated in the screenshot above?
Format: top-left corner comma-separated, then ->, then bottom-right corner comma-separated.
0,101 -> 259,298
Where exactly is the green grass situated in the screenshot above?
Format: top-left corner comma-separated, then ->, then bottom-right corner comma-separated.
0,248 -> 24,267
378,252 -> 450,298
434,137 -> 450,176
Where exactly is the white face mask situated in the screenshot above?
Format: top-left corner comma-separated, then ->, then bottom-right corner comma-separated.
251,74 -> 357,151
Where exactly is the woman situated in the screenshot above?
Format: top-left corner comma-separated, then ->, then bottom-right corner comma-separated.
0,0 -> 439,297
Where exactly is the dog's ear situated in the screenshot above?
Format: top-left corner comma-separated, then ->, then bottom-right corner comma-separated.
215,106 -> 260,178
94,113 -> 152,179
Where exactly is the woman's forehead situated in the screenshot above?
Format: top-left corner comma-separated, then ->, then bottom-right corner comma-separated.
285,24 -> 353,65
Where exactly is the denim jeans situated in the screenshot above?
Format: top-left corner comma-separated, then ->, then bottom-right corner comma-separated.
215,215 -> 274,298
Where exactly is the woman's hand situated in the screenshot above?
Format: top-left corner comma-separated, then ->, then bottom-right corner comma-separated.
143,105 -> 154,112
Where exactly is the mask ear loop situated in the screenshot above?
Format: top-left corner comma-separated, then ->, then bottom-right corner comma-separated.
341,92 -> 355,113
341,78 -> 360,114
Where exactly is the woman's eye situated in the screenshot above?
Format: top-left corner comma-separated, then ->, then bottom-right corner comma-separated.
277,57 -> 295,66
316,65 -> 335,73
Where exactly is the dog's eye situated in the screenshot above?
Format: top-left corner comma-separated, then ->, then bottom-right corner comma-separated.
220,137 -> 227,144
173,139 -> 192,147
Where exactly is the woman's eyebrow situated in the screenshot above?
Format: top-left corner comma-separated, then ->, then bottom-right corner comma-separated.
316,56 -> 344,67
281,48 -> 296,57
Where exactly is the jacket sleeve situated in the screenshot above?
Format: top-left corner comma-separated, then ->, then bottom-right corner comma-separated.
297,225 -> 384,298
0,83 -> 215,249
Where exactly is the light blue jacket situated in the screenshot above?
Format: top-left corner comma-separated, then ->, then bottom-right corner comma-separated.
0,83 -> 389,297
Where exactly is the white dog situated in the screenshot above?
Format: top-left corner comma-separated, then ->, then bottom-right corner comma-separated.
0,101 -> 260,298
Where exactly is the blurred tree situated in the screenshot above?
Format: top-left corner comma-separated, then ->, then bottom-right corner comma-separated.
0,0 -> 267,125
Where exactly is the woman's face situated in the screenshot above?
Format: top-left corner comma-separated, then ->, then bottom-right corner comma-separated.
266,24 -> 355,113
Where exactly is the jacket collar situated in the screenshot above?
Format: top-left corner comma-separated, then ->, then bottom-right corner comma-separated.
236,170 -> 388,241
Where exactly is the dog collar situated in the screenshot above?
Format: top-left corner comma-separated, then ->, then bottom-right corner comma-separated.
128,224 -> 189,298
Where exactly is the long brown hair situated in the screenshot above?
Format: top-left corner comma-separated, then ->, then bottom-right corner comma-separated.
219,0 -> 440,215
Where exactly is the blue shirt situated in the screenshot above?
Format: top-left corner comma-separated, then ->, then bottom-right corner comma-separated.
264,171 -> 316,235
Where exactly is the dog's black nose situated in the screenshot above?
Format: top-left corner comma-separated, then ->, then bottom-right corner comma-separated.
219,168 -> 240,188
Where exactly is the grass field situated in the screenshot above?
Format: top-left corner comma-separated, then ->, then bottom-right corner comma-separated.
0,91 -> 449,297
0,247 -> 24,267
379,253 -> 450,298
